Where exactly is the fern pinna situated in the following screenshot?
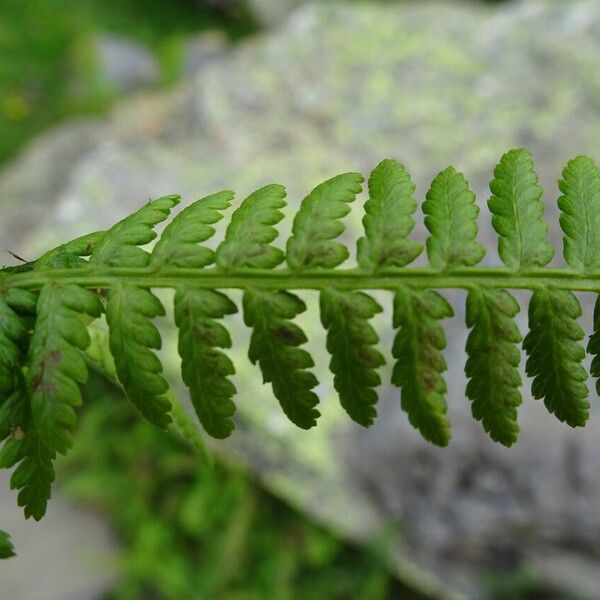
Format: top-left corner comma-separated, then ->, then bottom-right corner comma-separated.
1,147 -> 600,534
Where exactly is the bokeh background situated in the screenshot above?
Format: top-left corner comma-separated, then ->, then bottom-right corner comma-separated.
1,0 -> 600,598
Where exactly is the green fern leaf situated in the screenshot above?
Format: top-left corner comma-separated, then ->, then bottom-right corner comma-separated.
287,173 -> 363,270
4,147 -> 600,523
244,289 -> 320,428
423,166 -> 485,269
465,288 -> 522,446
488,148 -> 554,271
0,530 -> 15,558
216,185 -> 286,270
90,195 -> 180,267
524,287 -> 588,426
36,230 -> 106,268
0,293 -> 28,400
12,283 -> 102,519
357,159 -> 422,270
152,191 -> 233,269
175,289 -> 237,438
92,195 -> 180,426
0,289 -> 35,441
215,184 -> 319,427
587,296 -> 600,397
106,284 -> 171,427
391,287 -> 452,446
320,288 -> 384,426
150,190 -> 237,436
558,155 -> 600,273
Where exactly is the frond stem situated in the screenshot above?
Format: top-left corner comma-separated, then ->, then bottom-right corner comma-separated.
3,266 -> 600,292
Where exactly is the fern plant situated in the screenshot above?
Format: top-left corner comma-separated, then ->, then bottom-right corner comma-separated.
1,147 -> 600,550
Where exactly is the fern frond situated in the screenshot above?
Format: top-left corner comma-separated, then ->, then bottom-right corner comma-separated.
106,284 -> 171,427
217,185 -> 286,270
92,195 -> 180,426
558,156 -> 600,273
37,230 -> 106,268
0,289 -> 37,453
245,289 -> 319,428
150,191 -> 237,435
5,148 -> 600,525
91,195 -> 180,267
175,288 -> 237,438
587,296 -> 600,397
424,166 -> 485,269
321,288 -> 384,426
392,288 -> 452,446
524,287 -> 589,426
287,173 -> 363,270
465,288 -> 522,446
216,183 -> 319,428
357,159 -> 422,271
152,191 -> 233,269
12,283 -> 102,519
488,148 -> 554,271
0,530 -> 15,558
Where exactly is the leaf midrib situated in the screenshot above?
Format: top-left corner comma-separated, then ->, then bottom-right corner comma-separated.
5,265 -> 600,292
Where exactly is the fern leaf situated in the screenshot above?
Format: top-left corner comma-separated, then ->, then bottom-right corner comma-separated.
244,289 -> 320,428
0,289 -> 35,441
320,288 -> 384,426
37,230 -> 106,268
587,296 -> 600,397
357,159 -> 422,270
215,184 -> 319,427
152,191 -> 233,269
90,195 -> 180,267
12,283 -> 102,519
524,287 -> 588,426
0,530 -> 15,558
0,292 -> 28,400
558,155 -> 600,273
106,284 -> 171,427
92,196 -> 180,426
423,166 -> 485,269
287,173 -> 363,270
488,148 -> 554,271
465,288 -> 522,446
392,288 -> 452,446
175,289 -> 237,438
216,185 -> 286,270
158,190 -> 239,435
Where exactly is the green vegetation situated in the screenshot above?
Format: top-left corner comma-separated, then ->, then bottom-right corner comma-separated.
59,371 -> 404,599
0,0 -> 253,164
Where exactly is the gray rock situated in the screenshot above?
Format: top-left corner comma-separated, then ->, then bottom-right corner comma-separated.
182,31 -> 229,77
2,0 -> 600,597
244,0 -> 307,25
0,470 -> 117,600
93,34 -> 160,93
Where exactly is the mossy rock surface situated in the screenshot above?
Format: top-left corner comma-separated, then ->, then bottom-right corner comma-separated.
3,1 -> 600,596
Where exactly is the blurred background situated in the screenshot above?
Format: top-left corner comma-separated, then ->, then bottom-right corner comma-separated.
1,0 -> 600,598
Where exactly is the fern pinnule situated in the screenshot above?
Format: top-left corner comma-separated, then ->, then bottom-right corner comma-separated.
8,283 -> 102,519
392,288 -> 452,447
524,287 -> 589,427
465,288 -> 522,446
488,148 -> 554,271
424,166 -> 485,270
357,159 -> 422,271
287,173 -> 363,270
